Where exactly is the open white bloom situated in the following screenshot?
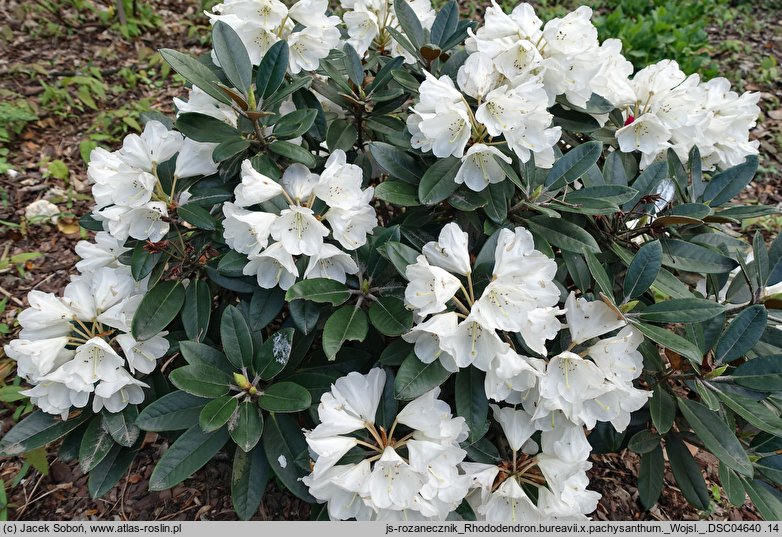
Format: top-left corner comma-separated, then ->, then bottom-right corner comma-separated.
440,314 -> 506,371
5,262 -> 167,419
457,52 -> 502,100
222,202 -> 277,256
454,144 -> 512,192
173,85 -> 239,127
408,73 -> 472,158
243,242 -> 299,289
234,160 -> 285,207
421,222 -> 472,276
404,255 -> 461,316
564,292 -> 626,345
304,244 -> 360,283
75,232 -> 130,274
173,138 -> 218,178
402,312 -> 460,372
270,205 -> 330,256
119,120 -> 184,172
303,369 -> 470,520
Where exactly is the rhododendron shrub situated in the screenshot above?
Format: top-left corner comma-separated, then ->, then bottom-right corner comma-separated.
3,0 -> 782,521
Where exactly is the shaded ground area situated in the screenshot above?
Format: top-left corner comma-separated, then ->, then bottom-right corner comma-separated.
0,0 -> 779,522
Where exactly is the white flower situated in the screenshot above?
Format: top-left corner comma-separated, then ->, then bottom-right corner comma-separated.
118,121 -> 183,172
174,138 -> 218,178
402,312 -> 460,372
4,338 -> 71,382
367,447 -> 424,510
16,291 -> 74,339
404,255 -> 461,317
484,346 -> 544,403
490,404 -> 536,452
454,144 -> 512,192
234,160 -> 284,207
324,202 -> 377,251
303,244 -> 359,283
616,113 -> 671,156
538,351 -> 611,426
173,85 -> 238,127
92,370 -> 148,413
244,242 -> 299,289
457,52 -> 502,100
587,326 -> 643,385
75,232 -> 130,274
121,202 -> 170,242
409,73 -> 472,158
270,205 -> 329,256
564,292 -> 626,345
396,388 -> 468,444
287,25 -> 341,74
116,333 -> 169,374
280,163 -> 320,202
480,478 -> 541,522
421,222 -> 472,276
440,314 -> 505,371
313,150 -> 366,210
222,202 -> 278,256
541,6 -> 597,58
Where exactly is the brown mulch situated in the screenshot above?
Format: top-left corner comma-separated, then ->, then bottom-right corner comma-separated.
0,0 -> 777,523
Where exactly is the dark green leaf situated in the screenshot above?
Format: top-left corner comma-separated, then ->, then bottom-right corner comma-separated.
268,141 -> 317,167
149,425 -> 230,490
369,142 -> 421,184
527,216 -> 600,254
170,364 -> 232,398
136,391 -> 208,432
212,138 -> 250,162
430,0 -> 458,46
263,413 -> 314,502
418,157 -> 460,205
248,288 -> 284,331
375,180 -> 420,206
638,446 -> 664,509
545,141 -> 602,190
102,406 -> 140,448
741,478 -> 782,520
231,444 -> 269,520
256,41 -> 289,99
631,321 -> 703,367
455,367 -> 488,443
678,398 -> 752,476
342,43 -> 364,87
715,305 -> 768,364
176,112 -> 240,143
712,388 -> 782,436
178,203 -> 216,230
623,240 -> 662,300
288,299 -> 320,335
79,417 -> 115,473
258,382 -> 312,412
639,299 -> 725,323
650,384 -> 676,434
159,49 -> 231,105
732,355 -> 782,392
273,109 -> 318,139
254,328 -> 295,380
285,279 -> 351,306
131,281 -> 185,341
719,462 -> 746,505
703,155 -> 759,207
395,353 -> 451,401
230,401 -> 264,452
660,238 -> 738,274
199,395 -> 239,433
322,305 -> 369,360
88,439 -> 142,499
179,341 -> 232,373
212,21 -> 252,94
368,296 -> 413,336
366,56 -> 404,96
666,434 -> 710,510
628,430 -> 661,454
221,305 -> 254,369
182,280 -> 211,342
130,243 -> 161,281
326,119 -> 358,152
394,0 -> 424,49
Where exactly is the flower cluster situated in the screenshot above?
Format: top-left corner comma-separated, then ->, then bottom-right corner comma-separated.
207,0 -> 341,73
342,0 -> 435,63
403,223 -> 561,374
409,1 -> 758,175
615,60 -> 760,169
222,150 -> 377,289
89,120 -> 218,243
302,369 -> 471,520
461,406 -> 599,520
4,232 -> 168,419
